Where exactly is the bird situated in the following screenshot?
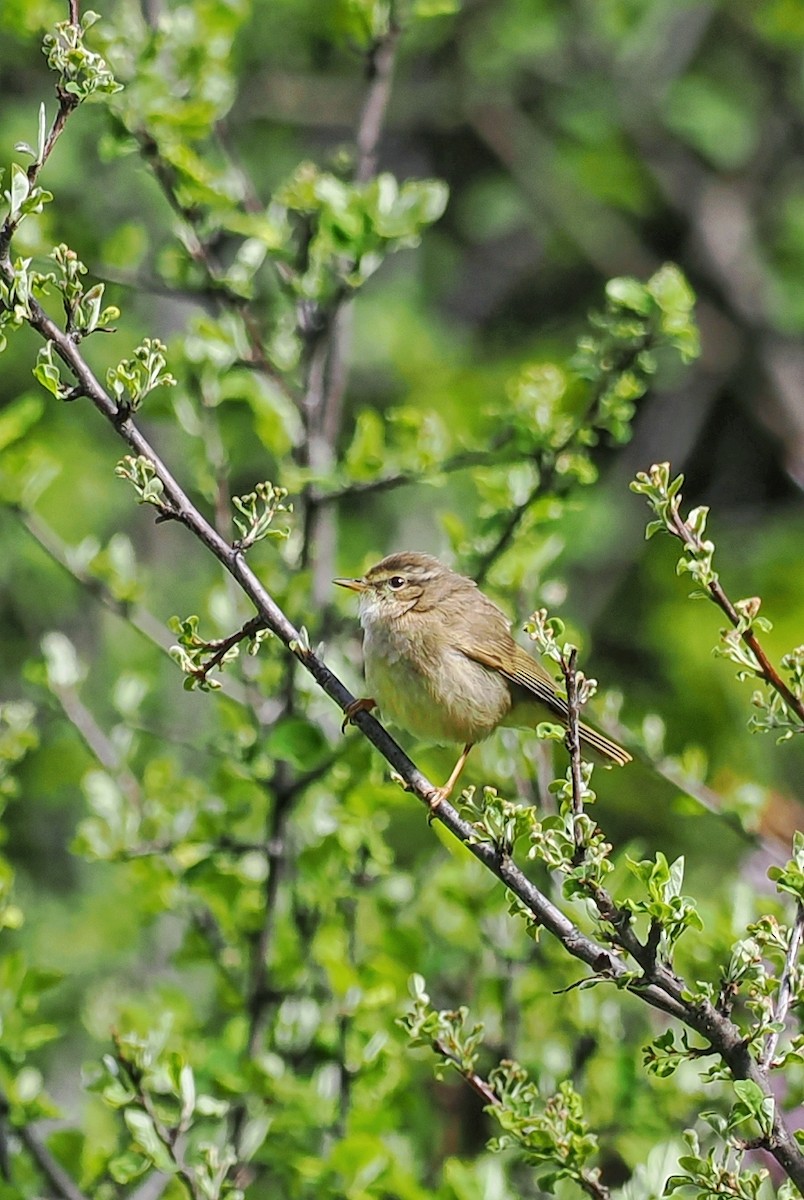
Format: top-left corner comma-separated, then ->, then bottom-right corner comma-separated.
334,551 -> 631,806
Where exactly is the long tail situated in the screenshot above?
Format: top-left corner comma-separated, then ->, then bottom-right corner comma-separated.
578,720 -> 632,766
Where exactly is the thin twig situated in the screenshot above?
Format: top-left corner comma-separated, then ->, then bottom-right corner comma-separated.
432,1038 -> 499,1107
667,502 -> 804,725
13,505 -> 170,648
430,1041 -> 610,1200
561,648 -> 586,861
762,901 -> 804,1070
189,616 -> 266,684
52,681 -> 142,807
355,16 -> 401,182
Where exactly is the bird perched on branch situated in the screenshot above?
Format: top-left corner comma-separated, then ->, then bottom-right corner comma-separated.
335,551 -> 631,806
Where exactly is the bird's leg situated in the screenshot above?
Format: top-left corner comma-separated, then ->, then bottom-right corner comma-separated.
429,743 -> 474,810
341,697 -> 377,733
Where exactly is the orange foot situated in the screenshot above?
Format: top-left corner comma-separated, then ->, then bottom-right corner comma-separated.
341,697 -> 377,733
426,742 -> 475,813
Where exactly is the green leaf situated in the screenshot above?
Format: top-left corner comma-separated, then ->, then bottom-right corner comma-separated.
123,1109 -> 177,1173
605,276 -> 651,314
8,163 -> 29,217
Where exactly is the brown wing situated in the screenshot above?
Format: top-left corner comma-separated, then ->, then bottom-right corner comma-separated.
453,599 -> 631,766
449,591 -> 566,716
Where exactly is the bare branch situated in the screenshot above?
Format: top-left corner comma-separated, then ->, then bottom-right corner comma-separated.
355,18 -> 401,182
299,18 -> 401,606
52,680 -> 141,807
13,505 -> 170,648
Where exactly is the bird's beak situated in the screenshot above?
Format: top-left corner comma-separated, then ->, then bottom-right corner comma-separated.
333,576 -> 367,593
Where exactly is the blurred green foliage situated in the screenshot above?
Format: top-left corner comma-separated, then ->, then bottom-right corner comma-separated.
1,1 -> 804,1198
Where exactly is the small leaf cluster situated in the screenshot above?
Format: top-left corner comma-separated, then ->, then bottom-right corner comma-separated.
633,463 -> 804,741
0,258 -> 52,351
750,644 -> 804,740
524,608 -> 567,663
488,1071 -> 603,1196
42,10 -> 123,102
48,242 -> 120,339
524,611 -> 597,707
622,853 -> 703,949
275,165 -> 448,312
115,455 -> 173,517
402,977 -> 604,1194
169,614 -> 271,692
87,1031 -> 236,1195
32,342 -> 72,401
402,974 -> 485,1075
1,163 -> 53,230
457,777 -> 614,901
107,338 -> 176,413
526,787 -> 616,901
717,916 -> 804,1069
232,481 -> 292,551
769,831 -> 804,904
574,263 -> 699,442
666,1128 -> 770,1200
459,785 -> 535,857
631,462 -> 717,590
643,1027 -> 701,1079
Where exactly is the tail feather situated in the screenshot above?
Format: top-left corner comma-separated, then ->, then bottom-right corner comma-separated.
578,720 -> 632,767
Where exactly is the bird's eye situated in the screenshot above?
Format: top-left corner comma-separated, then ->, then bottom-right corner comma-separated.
388,576 -> 406,590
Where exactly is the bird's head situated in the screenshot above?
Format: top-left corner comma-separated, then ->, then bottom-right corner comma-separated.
334,552 -> 464,625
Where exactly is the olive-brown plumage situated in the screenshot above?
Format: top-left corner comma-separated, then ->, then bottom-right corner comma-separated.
335,552 -> 631,805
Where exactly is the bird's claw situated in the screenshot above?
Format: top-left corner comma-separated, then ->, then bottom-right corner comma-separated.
427,786 -> 447,818
341,697 -> 377,733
